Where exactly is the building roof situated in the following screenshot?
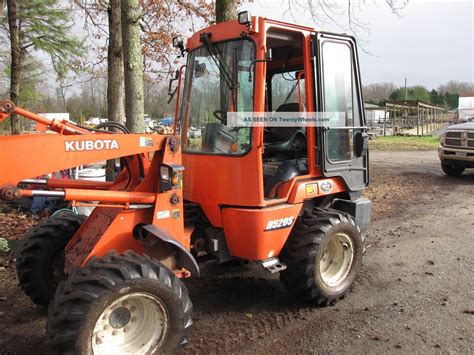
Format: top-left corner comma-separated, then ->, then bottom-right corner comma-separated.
364,103 -> 384,109
459,96 -> 474,110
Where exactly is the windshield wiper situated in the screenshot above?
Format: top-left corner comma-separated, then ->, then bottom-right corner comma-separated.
199,33 -> 238,93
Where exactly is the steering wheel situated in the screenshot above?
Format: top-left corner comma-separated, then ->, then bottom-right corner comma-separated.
213,110 -> 227,123
264,130 -> 306,153
289,130 -> 307,151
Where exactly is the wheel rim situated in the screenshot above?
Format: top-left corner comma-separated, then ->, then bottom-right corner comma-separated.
92,292 -> 169,354
319,232 -> 354,287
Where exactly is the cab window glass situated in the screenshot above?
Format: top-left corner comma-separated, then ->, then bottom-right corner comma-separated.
180,39 -> 254,155
322,41 -> 353,161
271,71 -> 305,111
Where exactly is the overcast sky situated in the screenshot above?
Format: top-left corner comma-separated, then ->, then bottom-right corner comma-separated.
240,0 -> 474,89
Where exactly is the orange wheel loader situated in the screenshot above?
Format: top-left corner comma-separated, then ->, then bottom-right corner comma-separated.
0,13 -> 371,353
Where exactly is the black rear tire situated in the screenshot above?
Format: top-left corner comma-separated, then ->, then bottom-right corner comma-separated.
441,162 -> 465,176
47,251 -> 193,354
16,213 -> 85,306
279,208 -> 363,305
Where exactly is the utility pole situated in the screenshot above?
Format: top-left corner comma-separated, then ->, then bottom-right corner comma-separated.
404,77 -> 407,101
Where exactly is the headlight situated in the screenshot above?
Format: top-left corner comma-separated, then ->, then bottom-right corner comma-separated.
160,164 -> 184,192
172,36 -> 184,48
440,133 -> 446,145
238,11 -> 251,26
160,165 -> 170,181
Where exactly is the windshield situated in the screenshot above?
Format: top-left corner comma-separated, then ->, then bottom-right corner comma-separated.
179,39 -> 255,155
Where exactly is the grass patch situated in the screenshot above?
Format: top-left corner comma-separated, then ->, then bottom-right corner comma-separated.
369,135 -> 439,151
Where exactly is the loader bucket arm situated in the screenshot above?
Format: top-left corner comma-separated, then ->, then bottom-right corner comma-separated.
0,100 -> 158,194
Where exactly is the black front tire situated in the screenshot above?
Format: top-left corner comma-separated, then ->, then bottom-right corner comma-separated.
441,162 -> 465,176
280,208 -> 364,305
47,251 -> 193,354
16,213 -> 85,306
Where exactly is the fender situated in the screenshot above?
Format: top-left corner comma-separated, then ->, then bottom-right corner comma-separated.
142,224 -> 200,277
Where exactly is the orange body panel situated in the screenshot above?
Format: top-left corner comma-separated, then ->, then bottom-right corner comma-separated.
288,177 -> 347,204
84,210 -> 148,260
222,203 -> 303,260
183,148 -> 263,226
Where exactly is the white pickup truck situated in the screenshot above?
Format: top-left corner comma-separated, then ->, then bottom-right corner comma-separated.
439,122 -> 474,175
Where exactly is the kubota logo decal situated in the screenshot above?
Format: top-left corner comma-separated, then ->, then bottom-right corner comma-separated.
65,139 -> 119,152
264,217 -> 294,231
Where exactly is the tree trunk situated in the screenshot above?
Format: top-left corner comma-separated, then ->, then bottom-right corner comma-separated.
107,0 -> 125,125
215,0 -> 238,23
7,0 -> 21,134
215,0 -> 238,116
121,0 -> 144,133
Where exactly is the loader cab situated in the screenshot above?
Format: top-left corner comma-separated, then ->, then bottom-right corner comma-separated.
176,16 -> 368,225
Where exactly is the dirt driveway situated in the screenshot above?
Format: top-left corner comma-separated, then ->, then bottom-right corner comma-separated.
0,150 -> 473,354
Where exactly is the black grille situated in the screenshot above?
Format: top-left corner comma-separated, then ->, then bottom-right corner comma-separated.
445,138 -> 461,146
446,131 -> 462,138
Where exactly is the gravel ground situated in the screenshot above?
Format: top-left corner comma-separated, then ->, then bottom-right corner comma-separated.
0,150 -> 473,354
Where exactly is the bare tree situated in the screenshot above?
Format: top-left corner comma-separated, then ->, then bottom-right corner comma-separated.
438,80 -> 474,95
363,82 -> 397,104
284,0 -> 408,49
122,0 -> 144,133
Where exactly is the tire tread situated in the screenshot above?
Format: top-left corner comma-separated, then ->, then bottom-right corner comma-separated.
280,207 -> 363,305
47,251 -> 193,353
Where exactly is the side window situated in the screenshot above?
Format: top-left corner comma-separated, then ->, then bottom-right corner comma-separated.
271,71 -> 305,111
322,41 -> 355,161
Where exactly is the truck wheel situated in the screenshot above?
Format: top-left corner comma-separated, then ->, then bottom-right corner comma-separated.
16,213 -> 85,306
441,162 -> 465,176
279,208 -> 363,305
47,251 -> 193,354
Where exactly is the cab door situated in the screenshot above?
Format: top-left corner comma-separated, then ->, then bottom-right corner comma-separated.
313,32 -> 369,191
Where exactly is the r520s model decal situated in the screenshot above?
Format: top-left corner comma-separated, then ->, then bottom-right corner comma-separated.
264,217 -> 294,231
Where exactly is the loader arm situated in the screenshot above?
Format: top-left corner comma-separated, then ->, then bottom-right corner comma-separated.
0,100 -> 194,276
0,100 -> 161,190
0,133 -> 165,187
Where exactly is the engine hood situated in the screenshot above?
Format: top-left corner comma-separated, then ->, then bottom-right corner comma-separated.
447,122 -> 474,130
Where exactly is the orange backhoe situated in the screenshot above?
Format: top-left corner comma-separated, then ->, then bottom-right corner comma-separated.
0,13 -> 371,353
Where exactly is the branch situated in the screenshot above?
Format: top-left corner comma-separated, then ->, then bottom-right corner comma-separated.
20,35 -> 46,51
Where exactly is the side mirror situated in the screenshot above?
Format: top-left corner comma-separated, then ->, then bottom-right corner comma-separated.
167,70 -> 180,104
168,70 -> 179,95
354,131 -> 369,157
